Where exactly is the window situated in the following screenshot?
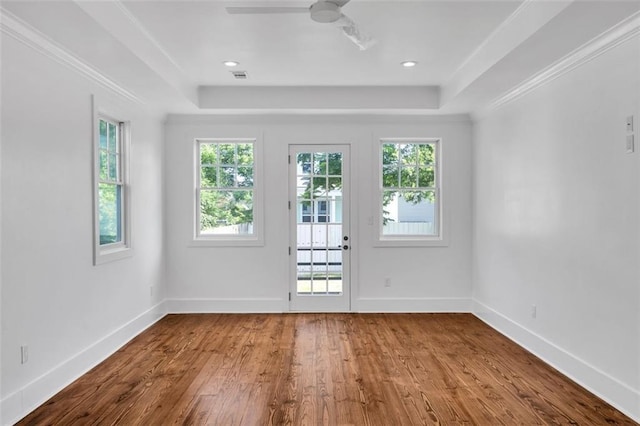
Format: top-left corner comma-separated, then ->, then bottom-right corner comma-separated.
195,139 -> 263,245
378,139 -> 442,243
93,113 -> 131,264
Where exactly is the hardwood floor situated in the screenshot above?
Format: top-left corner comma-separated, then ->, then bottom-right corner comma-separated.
17,314 -> 637,425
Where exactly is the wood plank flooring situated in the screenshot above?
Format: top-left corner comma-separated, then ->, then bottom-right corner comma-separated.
17,314 -> 637,425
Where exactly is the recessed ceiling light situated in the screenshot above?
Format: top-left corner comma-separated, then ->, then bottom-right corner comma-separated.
401,61 -> 418,68
223,61 -> 239,67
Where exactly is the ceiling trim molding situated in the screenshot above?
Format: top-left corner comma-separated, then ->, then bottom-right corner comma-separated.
111,1 -> 185,73
484,11 -> 640,115
73,1 -> 197,105
441,0 -> 574,107
198,86 -> 440,110
0,7 -> 144,105
449,0 -> 535,78
164,113 -> 472,126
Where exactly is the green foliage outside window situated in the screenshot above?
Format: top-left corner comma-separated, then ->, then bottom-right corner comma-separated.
98,119 -> 123,245
297,152 -> 343,206
381,143 -> 436,224
199,142 -> 254,234
99,183 -> 121,244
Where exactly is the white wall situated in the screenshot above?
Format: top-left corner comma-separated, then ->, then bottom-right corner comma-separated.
0,34 -> 166,424
164,115 -> 472,313
472,36 -> 640,420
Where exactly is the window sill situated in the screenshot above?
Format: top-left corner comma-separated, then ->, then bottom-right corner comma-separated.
374,237 -> 448,248
190,236 -> 264,248
94,245 -> 133,265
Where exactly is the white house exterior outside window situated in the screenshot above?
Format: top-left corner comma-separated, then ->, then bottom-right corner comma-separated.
377,139 -> 444,246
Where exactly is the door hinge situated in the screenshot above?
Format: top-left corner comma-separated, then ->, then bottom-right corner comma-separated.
288,155 -> 291,164
288,292 -> 291,301
288,201 -> 291,210
288,246 -> 291,255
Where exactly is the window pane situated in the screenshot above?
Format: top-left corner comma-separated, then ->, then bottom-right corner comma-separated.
200,144 -> 217,165
400,165 -> 418,188
297,153 -> 311,175
99,151 -> 108,180
237,143 -> 253,165
107,154 -> 118,182
219,144 -> 235,165
382,144 -> 398,165
109,154 -> 118,181
299,199 -> 312,224
382,190 -> 436,236
419,144 -> 435,165
318,200 -> 327,214
418,166 -> 435,187
200,189 -> 253,235
237,166 -> 253,187
99,120 -> 108,149
219,166 -> 235,187
313,152 -> 326,174
382,165 -> 398,188
400,144 -> 418,166
327,153 -> 342,175
200,166 -> 217,187
108,122 -> 117,152
312,176 -> 326,197
98,183 -> 122,245
327,176 -> 342,191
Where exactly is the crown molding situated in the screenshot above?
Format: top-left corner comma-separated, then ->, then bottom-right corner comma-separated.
73,1 -> 197,105
0,7 -> 144,105
442,0 -> 573,107
112,1 -> 185,73
164,112 -> 472,126
483,11 -> 640,116
449,0 -> 535,79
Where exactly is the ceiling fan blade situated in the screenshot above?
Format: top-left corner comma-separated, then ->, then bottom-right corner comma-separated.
226,6 -> 309,14
334,13 -> 376,51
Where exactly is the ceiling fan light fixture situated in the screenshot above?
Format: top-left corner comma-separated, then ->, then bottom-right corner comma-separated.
310,1 -> 341,23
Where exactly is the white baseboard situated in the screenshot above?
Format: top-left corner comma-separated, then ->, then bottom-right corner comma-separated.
166,298 -> 286,313
356,297 -> 472,313
472,299 -> 640,423
1,301 -> 168,426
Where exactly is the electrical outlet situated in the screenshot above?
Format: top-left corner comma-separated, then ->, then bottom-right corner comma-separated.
21,345 -> 29,364
626,115 -> 634,133
626,134 -> 634,154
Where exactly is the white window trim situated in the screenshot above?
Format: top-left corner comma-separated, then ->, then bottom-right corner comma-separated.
92,96 -> 132,264
373,137 -> 448,247
191,137 -> 264,247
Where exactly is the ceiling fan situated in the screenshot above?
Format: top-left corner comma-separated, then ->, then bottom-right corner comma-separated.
226,0 -> 376,51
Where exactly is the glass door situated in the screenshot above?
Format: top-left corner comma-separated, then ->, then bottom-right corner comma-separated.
289,145 -> 350,312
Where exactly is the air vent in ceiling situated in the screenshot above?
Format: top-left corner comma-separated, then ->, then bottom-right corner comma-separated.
231,70 -> 248,79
